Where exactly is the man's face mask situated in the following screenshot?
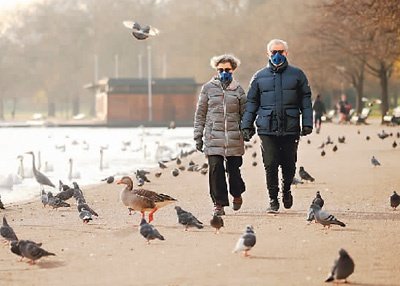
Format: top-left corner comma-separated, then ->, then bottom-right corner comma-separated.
270,50 -> 286,66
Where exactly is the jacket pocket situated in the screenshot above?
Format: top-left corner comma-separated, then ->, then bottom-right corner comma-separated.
285,108 -> 300,132
256,109 -> 273,132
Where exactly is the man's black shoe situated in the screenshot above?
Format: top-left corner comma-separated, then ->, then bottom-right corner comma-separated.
267,199 -> 279,213
283,192 -> 293,209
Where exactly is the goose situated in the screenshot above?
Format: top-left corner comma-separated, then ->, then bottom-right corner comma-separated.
116,176 -> 177,222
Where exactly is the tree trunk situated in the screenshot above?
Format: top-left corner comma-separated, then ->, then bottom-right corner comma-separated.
354,67 -> 365,114
48,100 -> 55,117
0,98 -> 4,120
72,95 -> 80,116
379,63 -> 390,123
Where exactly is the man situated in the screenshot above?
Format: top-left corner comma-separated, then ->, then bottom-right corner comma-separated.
313,94 -> 326,133
241,39 -> 313,213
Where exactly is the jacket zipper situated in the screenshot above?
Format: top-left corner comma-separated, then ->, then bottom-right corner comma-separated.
223,88 -> 228,156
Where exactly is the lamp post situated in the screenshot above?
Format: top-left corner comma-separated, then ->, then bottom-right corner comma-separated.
147,45 -> 152,122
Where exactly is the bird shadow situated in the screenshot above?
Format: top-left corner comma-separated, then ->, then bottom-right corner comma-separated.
349,282 -> 398,286
248,255 -> 293,260
36,260 -> 66,269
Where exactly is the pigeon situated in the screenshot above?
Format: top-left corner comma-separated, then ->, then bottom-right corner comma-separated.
171,168 -> 180,177
188,160 -> 195,166
307,139 -> 311,144
371,156 -> 381,167
210,214 -> 224,234
158,161 -> 168,169
310,204 -> 345,228
79,207 -> 93,224
299,166 -> 315,182
139,218 -> 165,244
200,168 -> 208,175
77,198 -> 98,217
312,191 -> 324,208
17,239 -> 55,265
332,145 -> 338,152
135,170 -> 151,183
366,135 -> 370,141
0,195 -> 4,209
40,189 -> 48,207
390,191 -> 400,210
176,158 -> 182,165
10,240 -> 42,261
123,20 -> 160,40
137,177 -> 145,187
233,225 -> 256,257
326,136 -> 334,145
392,141 -> 397,149
55,184 -> 74,201
174,206 -> 203,230
47,192 -> 70,209
251,151 -> 257,158
72,182 -> 85,202
377,130 -> 389,140
201,163 -> 209,169
101,176 -> 114,184
318,142 -> 325,149
252,161 -> 257,167
1,216 -> 18,243
321,150 -> 326,157
292,177 -> 304,186
154,172 -> 162,178
178,165 -> 186,171
325,249 -> 355,283
338,136 -> 346,143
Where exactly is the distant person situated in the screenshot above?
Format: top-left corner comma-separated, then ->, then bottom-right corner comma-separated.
194,54 -> 246,216
313,94 -> 326,133
241,39 -> 313,213
337,94 -> 351,124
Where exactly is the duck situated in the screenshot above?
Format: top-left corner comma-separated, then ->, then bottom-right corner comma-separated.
116,176 -> 177,222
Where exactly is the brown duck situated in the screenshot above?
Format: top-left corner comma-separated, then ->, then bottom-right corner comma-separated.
116,176 -> 177,222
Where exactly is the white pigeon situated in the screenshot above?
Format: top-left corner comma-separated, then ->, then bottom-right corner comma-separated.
233,225 -> 256,257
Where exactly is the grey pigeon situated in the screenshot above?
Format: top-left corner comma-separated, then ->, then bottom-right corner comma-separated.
332,145 -> 338,152
321,150 -> 326,157
10,240 -> 42,261
171,168 -> 180,177
0,195 -> 4,209
139,218 -> 165,244
371,156 -> 381,167
79,208 -> 93,224
292,177 -> 304,186
393,141 -> 397,149
101,176 -> 114,184
174,206 -> 203,230
390,191 -> 400,210
17,239 -> 55,264
312,191 -> 324,208
47,192 -> 70,209
233,225 -> 256,257
210,215 -> 224,234
123,20 -> 160,40
72,182 -> 85,202
310,204 -> 345,228
55,183 -> 74,201
40,189 -> 48,207
154,172 -> 162,178
158,161 -> 168,169
77,198 -> 98,217
338,136 -> 346,143
176,158 -> 182,165
299,166 -> 315,182
325,248 -> 355,283
1,216 -> 18,242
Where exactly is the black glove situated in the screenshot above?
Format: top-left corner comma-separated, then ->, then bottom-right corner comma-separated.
195,140 -> 203,152
242,128 -> 255,142
301,126 -> 313,136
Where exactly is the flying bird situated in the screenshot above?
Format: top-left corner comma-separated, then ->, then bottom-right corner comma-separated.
390,191 -> 400,210
325,249 -> 355,283
210,214 -> 224,234
299,166 -> 315,182
174,206 -> 203,230
117,176 -> 177,222
123,21 -> 160,40
310,204 -> 345,228
139,218 -> 165,244
233,225 -> 256,257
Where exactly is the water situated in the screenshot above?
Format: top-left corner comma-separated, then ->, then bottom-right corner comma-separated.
0,127 -> 194,204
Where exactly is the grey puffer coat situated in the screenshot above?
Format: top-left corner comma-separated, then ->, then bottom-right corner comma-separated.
194,77 -> 246,157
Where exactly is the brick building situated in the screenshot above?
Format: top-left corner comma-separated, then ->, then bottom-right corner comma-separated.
93,77 -> 199,126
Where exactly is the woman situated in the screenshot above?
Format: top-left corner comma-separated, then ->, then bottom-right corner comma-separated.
194,54 -> 246,216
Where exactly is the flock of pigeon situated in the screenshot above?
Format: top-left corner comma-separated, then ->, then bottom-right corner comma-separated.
0,126 -> 399,283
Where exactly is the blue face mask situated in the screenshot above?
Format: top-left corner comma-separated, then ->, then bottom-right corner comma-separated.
270,53 -> 286,66
219,71 -> 232,83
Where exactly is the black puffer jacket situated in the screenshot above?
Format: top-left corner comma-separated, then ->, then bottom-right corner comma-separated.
241,61 -> 313,136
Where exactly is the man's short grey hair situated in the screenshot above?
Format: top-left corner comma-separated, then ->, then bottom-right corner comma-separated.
210,54 -> 241,70
267,39 -> 289,52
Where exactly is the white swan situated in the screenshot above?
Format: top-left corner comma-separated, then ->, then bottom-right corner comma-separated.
17,155 -> 33,179
68,158 -> 81,180
0,173 -> 22,189
99,148 -> 109,171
